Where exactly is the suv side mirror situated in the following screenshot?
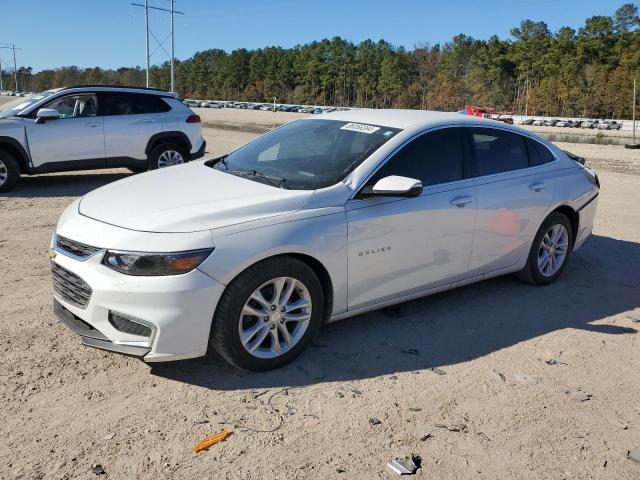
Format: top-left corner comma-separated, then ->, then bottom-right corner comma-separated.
35,108 -> 61,124
358,175 -> 423,199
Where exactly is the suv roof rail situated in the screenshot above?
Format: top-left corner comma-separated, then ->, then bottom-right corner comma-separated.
59,85 -> 175,95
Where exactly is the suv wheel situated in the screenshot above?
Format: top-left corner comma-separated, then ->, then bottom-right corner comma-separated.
148,143 -> 188,170
0,151 -> 20,193
210,257 -> 324,371
517,212 -> 573,285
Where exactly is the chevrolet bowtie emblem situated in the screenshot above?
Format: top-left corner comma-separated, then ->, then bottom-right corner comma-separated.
48,250 -> 57,260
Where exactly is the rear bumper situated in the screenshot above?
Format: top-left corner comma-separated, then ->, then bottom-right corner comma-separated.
574,193 -> 598,251
191,139 -> 206,160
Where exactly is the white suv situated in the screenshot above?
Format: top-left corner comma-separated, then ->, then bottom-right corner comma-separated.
0,85 -> 206,192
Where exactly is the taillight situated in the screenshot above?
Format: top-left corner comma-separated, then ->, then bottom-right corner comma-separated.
186,114 -> 201,123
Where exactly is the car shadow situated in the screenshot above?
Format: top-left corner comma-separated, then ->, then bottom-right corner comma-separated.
151,234 -> 639,390
2,170 -> 131,198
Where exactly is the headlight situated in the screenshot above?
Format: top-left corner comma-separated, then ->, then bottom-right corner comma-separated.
102,248 -> 214,276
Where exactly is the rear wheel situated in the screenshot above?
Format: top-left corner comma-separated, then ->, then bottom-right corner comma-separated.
210,257 -> 324,371
0,151 -> 20,193
517,212 -> 573,285
148,143 -> 188,170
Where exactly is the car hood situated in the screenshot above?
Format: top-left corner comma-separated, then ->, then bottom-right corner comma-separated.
78,162 -> 314,233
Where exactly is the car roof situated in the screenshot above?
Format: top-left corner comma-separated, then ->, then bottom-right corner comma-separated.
56,85 -> 177,97
316,108 -> 510,131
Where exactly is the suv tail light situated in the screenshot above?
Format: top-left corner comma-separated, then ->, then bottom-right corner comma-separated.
186,114 -> 201,123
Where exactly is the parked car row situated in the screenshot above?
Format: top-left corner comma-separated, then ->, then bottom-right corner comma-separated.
1,90 -> 34,97
520,118 -> 622,130
182,99 -> 351,114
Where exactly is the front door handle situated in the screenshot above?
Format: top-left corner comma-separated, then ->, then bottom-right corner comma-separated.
529,182 -> 547,192
449,195 -> 473,207
87,122 -> 101,127
141,118 -> 158,123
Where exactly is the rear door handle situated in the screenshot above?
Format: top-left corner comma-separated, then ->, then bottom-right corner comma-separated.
529,182 -> 547,192
87,122 -> 101,127
449,195 -> 473,207
142,118 -> 158,123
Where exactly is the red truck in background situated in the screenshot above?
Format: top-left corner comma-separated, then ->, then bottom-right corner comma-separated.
466,106 -> 514,124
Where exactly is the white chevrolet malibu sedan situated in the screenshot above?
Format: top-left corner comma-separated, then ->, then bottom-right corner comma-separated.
50,110 -> 599,370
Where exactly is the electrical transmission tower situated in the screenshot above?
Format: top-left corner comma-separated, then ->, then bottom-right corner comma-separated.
131,0 -> 184,92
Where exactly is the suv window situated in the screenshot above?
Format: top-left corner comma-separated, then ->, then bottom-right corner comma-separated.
102,93 -> 170,116
526,138 -> 555,166
370,127 -> 467,187
45,94 -> 98,118
470,128 -> 529,176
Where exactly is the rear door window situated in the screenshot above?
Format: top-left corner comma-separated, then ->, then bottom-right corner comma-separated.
470,128 -> 529,176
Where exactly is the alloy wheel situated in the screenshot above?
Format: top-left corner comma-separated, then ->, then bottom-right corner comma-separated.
0,159 -> 7,186
537,224 -> 569,277
238,277 -> 312,359
157,149 -> 184,168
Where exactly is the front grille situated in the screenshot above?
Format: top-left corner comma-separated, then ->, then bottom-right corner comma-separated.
51,262 -> 93,309
56,235 -> 102,259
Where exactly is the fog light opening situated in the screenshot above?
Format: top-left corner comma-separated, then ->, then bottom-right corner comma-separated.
108,311 -> 153,338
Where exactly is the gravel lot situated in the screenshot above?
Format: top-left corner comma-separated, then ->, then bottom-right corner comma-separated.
1,109 -> 640,479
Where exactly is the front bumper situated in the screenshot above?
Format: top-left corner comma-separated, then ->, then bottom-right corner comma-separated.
51,248 -> 225,362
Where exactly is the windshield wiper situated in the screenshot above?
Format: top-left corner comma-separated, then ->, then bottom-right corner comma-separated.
245,169 -> 287,188
208,156 -> 288,188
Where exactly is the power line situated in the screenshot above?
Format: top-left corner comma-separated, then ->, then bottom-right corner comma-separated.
131,1 -> 184,92
0,43 -> 21,92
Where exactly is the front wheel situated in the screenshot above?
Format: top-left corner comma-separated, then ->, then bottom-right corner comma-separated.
0,151 -> 20,193
517,212 -> 574,285
210,257 -> 324,371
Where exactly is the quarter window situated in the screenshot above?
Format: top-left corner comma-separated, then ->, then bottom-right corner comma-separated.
527,138 -> 555,166
470,128 -> 529,176
102,93 -> 170,115
45,94 -> 97,118
370,128 -> 467,187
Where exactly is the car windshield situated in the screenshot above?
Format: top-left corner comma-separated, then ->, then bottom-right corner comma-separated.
0,90 -> 58,118
209,119 -> 401,190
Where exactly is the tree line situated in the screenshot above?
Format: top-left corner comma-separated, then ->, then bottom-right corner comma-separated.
5,3 -> 640,118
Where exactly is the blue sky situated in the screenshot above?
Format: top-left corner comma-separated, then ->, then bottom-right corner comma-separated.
0,0 -> 634,72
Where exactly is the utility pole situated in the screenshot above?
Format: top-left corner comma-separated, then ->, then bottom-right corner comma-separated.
633,78 -> 637,145
131,1 -> 184,91
0,44 -> 21,92
0,57 -> 3,92
170,0 -> 175,93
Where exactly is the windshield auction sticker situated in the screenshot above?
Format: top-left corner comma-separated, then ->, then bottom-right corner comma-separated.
340,122 -> 380,134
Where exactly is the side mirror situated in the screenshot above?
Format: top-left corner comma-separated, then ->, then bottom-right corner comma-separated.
35,108 -> 61,124
358,175 -> 423,199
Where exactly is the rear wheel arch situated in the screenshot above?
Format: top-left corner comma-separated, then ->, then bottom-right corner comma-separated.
145,132 -> 191,157
551,205 -> 578,247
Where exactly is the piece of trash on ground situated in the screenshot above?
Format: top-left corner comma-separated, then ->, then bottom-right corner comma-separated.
369,417 -> 382,425
628,448 -> 640,464
192,430 -> 233,453
477,432 -> 492,441
566,389 -> 592,402
545,358 -> 568,366
492,371 -> 506,382
91,464 -> 106,475
429,366 -> 446,375
420,433 -> 433,441
387,454 -> 422,475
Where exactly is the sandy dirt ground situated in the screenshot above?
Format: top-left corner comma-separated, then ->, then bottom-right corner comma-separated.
1,109 -> 640,480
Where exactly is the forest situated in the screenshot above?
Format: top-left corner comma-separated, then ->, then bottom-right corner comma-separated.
5,3 -> 640,118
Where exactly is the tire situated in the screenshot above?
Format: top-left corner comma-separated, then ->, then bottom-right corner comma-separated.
148,143 -> 188,170
517,212 -> 574,285
0,150 -> 20,193
210,256 -> 324,371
